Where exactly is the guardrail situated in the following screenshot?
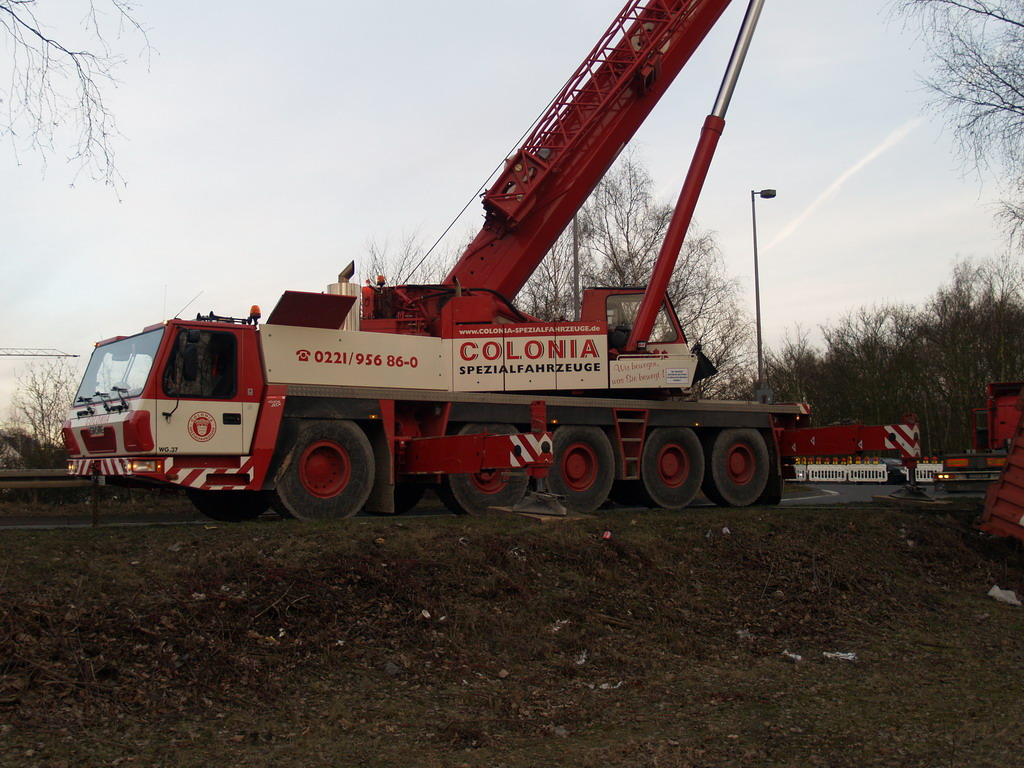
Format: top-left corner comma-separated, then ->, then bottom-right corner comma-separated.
0,469 -> 94,490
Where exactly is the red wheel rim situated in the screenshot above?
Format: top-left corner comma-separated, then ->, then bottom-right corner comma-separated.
561,442 -> 597,492
657,443 -> 688,488
299,440 -> 351,498
725,442 -> 755,486
470,469 -> 505,495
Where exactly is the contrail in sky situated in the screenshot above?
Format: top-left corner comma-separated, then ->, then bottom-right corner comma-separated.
764,118 -> 922,251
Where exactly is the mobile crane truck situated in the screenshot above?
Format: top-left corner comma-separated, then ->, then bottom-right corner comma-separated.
978,385 -> 1024,542
64,0 -> 922,521
936,382 -> 1024,492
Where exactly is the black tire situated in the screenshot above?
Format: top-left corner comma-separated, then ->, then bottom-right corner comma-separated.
360,483 -> 425,517
639,427 -> 704,511
607,479 -> 652,508
394,483 -> 426,514
437,424 -> 528,515
756,471 -> 784,506
272,420 -> 374,520
548,425 -> 615,514
701,428 -> 769,507
187,490 -> 272,522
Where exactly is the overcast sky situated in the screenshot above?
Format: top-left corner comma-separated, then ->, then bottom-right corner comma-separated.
0,0 -> 1005,417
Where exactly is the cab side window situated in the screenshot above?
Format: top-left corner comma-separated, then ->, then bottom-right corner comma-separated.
605,295 -> 679,344
163,330 -> 238,399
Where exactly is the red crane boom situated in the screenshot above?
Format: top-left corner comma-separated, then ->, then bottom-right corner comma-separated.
444,0 -> 734,301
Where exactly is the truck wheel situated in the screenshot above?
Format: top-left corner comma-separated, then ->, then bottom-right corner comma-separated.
548,426 -> 615,514
756,472 -> 784,506
437,424 -> 528,515
608,479 -> 651,508
702,428 -> 769,507
639,427 -> 704,511
394,484 -> 426,514
273,420 -> 374,520
186,490 -> 272,522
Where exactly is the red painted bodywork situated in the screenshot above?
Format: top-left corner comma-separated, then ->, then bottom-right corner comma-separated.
368,0 -> 734,333
64,2 -> 931,515
446,0 -> 733,301
980,388 -> 1024,541
627,114 -> 724,351
267,291 -> 355,329
779,414 -> 922,465
974,382 -> 1024,451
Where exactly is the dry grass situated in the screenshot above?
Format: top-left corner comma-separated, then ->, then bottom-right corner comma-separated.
2,499 -> 1024,766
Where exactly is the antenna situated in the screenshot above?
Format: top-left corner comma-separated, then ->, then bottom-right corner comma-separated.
0,348 -> 79,357
174,291 -> 203,319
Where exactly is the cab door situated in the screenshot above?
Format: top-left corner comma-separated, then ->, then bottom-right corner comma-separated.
155,327 -> 254,456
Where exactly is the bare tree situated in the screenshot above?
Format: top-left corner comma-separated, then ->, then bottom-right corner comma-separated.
764,325 -> 820,405
581,149 -> 674,287
895,0 -> 1024,243
521,148 -> 754,395
2,358 -> 79,467
578,148 -> 754,396
364,231 -> 452,288
763,254 -> 1024,454
0,0 -> 148,184
815,303 -> 925,427
918,253 -> 1024,449
517,226 -> 593,321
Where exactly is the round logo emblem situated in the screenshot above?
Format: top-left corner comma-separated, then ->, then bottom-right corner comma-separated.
187,412 -> 217,442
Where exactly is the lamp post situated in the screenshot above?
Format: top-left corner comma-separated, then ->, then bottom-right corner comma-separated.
751,188 -> 776,404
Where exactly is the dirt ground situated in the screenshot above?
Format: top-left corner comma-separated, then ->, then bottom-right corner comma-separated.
2,496 -> 1024,767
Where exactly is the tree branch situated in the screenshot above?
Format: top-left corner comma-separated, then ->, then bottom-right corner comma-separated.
0,0 -> 148,185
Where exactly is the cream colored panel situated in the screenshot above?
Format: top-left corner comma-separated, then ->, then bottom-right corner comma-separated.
503,324 -> 558,391
610,352 -> 697,390
450,322 -> 611,392
451,326 -> 505,392
262,325 -> 447,390
553,323 -> 608,389
154,400 -> 249,455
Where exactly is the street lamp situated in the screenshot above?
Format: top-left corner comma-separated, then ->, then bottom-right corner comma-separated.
751,188 -> 776,404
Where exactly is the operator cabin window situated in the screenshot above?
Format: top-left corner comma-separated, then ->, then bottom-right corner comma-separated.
605,294 -> 679,344
162,330 -> 238,399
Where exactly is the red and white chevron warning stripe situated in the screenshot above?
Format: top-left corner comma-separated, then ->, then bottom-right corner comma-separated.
69,458 -> 128,476
508,433 -> 554,468
884,423 -> 921,458
165,456 -> 257,490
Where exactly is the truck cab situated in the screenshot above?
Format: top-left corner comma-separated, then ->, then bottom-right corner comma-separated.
581,287 -> 715,389
64,318 -> 264,480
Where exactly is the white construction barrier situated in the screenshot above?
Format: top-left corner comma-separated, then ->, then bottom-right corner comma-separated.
806,465 -> 852,482
908,463 -> 942,484
848,464 -> 889,483
794,461 -> 943,484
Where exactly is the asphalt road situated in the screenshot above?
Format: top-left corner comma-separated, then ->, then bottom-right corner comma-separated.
781,482 -> 983,506
0,482 -> 982,530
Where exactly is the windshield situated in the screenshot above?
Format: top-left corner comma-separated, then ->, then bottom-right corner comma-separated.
605,294 -> 679,344
75,328 -> 164,402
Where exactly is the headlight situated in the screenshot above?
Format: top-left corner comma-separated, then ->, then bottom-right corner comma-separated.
129,459 -> 164,474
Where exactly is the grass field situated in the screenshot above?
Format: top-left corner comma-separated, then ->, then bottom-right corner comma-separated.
2,498 -> 1023,766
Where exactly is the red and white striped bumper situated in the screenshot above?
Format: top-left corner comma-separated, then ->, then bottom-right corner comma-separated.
68,458 -> 129,476
67,456 -> 258,490
164,456 -> 257,490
